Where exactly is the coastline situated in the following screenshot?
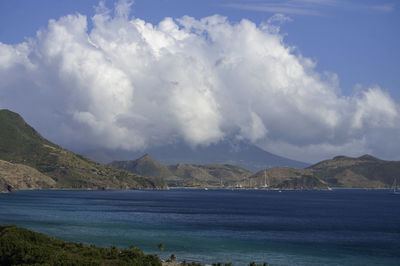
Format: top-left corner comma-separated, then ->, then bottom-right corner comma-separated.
1,186 -> 394,194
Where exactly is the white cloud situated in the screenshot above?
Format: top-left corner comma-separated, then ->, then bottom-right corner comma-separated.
0,0 -> 399,162
223,3 -> 322,16
223,1 -> 395,16
370,4 -> 395,13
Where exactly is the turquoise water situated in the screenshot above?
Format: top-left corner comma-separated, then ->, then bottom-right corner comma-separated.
0,189 -> 399,265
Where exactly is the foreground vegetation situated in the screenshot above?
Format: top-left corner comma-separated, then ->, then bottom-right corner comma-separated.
0,225 -> 161,265
0,225 -> 271,266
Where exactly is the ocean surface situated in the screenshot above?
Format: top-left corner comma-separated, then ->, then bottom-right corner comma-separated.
0,189 -> 399,265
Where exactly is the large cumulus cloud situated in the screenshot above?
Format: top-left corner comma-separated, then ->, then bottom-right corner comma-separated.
0,1 -> 399,162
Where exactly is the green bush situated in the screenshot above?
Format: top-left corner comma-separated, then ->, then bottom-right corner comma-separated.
0,225 -> 162,266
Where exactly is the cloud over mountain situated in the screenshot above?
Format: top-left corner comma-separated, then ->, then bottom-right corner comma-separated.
0,0 -> 399,162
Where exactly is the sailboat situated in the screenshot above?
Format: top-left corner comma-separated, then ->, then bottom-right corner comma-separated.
262,170 -> 269,189
392,178 -> 400,194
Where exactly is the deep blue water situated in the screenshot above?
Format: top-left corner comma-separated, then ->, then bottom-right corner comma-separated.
0,189 -> 399,265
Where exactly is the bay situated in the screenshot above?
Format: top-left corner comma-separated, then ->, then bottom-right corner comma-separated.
0,189 -> 399,265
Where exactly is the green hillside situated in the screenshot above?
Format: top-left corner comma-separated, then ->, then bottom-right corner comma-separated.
247,154 -> 398,190
110,155 -> 253,188
245,167 -> 329,190
110,154 -> 177,181
309,155 -> 398,187
0,109 -> 165,191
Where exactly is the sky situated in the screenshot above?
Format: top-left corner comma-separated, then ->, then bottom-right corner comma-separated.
0,0 -> 399,163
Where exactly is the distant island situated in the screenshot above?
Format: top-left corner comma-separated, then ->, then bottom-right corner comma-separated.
0,109 -> 399,192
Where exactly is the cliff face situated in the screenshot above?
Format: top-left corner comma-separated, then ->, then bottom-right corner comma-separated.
0,109 -> 166,192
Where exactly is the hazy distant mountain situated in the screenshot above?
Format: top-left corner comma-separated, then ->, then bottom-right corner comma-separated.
85,140 -> 309,172
109,154 -> 252,187
246,154 -> 398,189
0,109 -> 165,192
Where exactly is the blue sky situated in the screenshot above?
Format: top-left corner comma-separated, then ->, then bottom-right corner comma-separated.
0,0 -> 399,162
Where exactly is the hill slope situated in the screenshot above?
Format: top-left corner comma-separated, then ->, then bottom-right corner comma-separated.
246,154 -> 398,189
0,159 -> 56,193
0,109 -> 165,191
110,154 -> 177,181
308,155 -> 397,188
109,155 -> 253,187
246,167 -> 329,190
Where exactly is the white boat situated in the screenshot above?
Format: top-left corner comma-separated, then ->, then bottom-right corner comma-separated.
392,178 -> 400,194
235,184 -> 243,189
262,170 -> 269,189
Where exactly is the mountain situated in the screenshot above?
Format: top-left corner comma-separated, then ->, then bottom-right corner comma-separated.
109,154 -> 253,187
246,154 -> 398,190
0,109 -> 165,191
85,140 -> 309,172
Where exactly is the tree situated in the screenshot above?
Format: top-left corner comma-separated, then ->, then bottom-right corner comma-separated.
157,243 -> 164,251
170,254 -> 176,261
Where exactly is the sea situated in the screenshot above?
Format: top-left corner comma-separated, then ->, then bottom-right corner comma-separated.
0,189 -> 399,265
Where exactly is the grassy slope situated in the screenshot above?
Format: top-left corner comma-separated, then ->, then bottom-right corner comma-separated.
0,159 -> 56,192
110,154 -> 178,182
0,225 -> 161,266
246,154 -> 398,189
246,167 -> 329,190
110,155 -> 253,188
168,164 -> 253,187
309,155 -> 397,188
0,109 -> 165,190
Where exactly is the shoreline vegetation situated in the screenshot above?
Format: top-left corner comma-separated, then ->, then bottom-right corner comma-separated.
0,225 -> 269,266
